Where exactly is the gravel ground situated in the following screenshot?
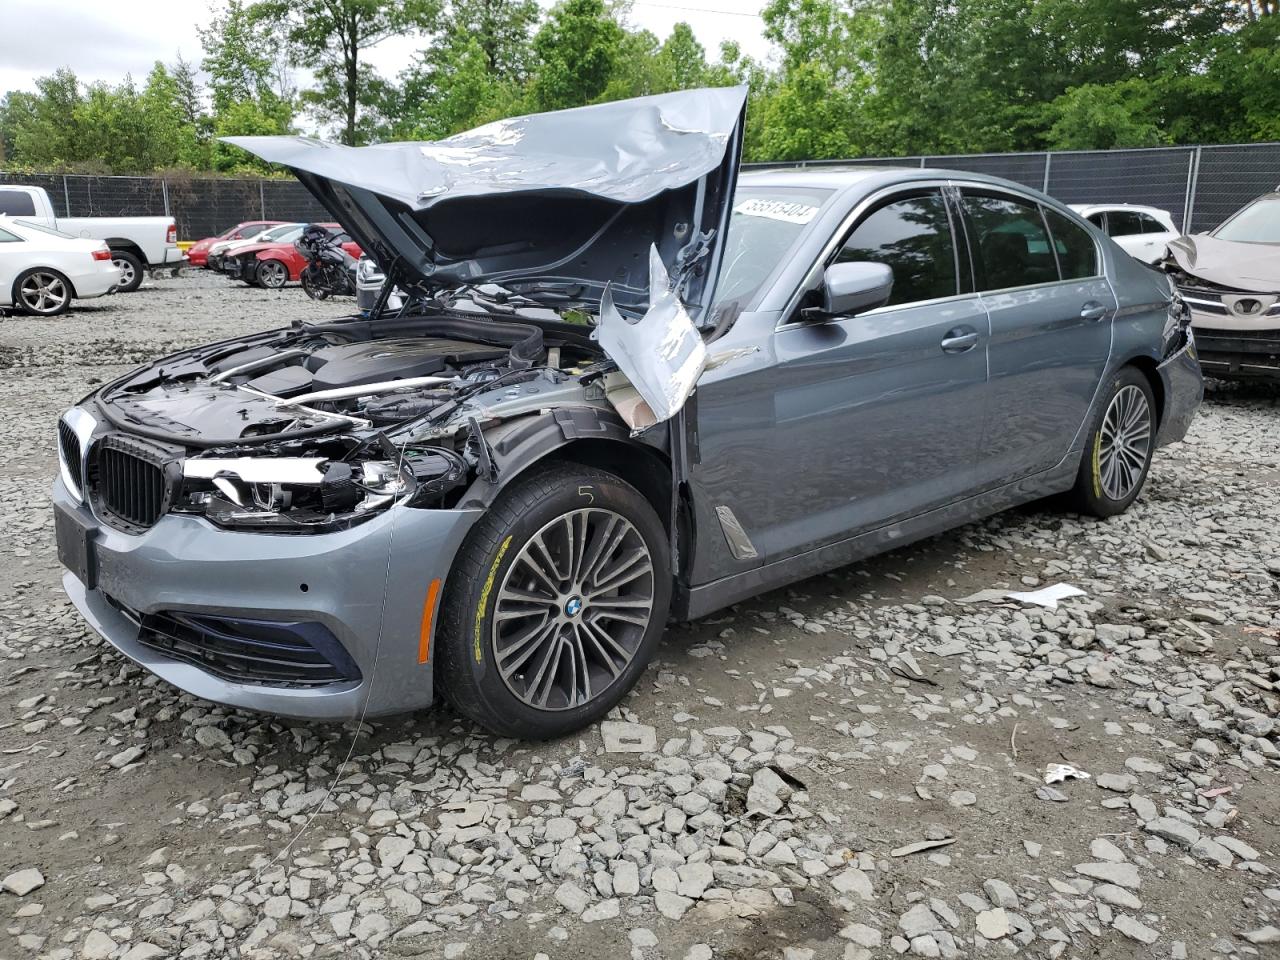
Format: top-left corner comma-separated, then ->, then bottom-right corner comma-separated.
1,272 -> 1279,960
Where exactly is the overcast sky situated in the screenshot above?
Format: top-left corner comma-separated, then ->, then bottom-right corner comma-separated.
1,0 -> 772,97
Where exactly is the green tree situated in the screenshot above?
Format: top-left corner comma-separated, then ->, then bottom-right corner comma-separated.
1043,81 -> 1167,150
250,0 -> 441,145
529,0 -> 624,111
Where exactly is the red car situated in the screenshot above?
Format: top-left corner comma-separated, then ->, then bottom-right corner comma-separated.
222,223 -> 361,289
185,221 -> 284,268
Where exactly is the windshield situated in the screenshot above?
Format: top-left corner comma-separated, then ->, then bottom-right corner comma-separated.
261,223 -> 303,242
13,219 -> 78,240
715,186 -> 833,308
1214,196 -> 1280,244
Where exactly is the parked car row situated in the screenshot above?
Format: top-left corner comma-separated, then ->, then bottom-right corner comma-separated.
187,219 -> 362,290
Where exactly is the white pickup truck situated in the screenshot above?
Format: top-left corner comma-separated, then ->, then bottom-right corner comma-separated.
0,185 -> 182,293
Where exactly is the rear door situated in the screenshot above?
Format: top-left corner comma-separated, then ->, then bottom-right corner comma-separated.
958,189 -> 1114,487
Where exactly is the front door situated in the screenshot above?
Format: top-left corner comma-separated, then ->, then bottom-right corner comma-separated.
693,187 -> 991,569
958,190 -> 1115,487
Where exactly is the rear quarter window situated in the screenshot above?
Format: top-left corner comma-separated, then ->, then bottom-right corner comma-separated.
0,190 -> 37,217
1043,208 -> 1099,280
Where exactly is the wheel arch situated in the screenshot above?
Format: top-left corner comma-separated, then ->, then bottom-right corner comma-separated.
13,265 -> 76,304
1118,353 -> 1165,430
103,238 -> 144,259
477,408 -> 674,535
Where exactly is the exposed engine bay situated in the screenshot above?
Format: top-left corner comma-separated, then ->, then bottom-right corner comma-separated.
88,297 -> 652,534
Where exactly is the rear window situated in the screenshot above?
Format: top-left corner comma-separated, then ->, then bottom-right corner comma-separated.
0,190 -> 37,217
1043,209 -> 1099,279
1214,197 -> 1280,244
963,193 -> 1058,290
716,186 -> 832,308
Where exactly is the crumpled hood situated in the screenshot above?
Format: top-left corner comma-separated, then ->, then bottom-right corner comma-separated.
224,86 -> 747,324
1166,233 -> 1280,292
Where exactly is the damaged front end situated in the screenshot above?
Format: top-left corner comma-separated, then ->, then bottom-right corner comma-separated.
1162,233 -> 1280,379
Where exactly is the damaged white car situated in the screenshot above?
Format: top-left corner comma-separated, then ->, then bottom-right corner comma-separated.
53,87 -> 1200,738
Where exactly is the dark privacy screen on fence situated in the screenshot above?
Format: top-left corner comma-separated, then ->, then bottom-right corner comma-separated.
0,173 -> 330,240
3,141 -> 1277,239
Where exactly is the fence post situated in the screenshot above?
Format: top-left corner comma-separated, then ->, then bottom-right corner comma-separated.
919,157 -> 926,168
161,178 -> 170,216
1183,146 -> 1202,233
1042,153 -> 1052,193
260,181 -> 267,218
62,175 -> 71,217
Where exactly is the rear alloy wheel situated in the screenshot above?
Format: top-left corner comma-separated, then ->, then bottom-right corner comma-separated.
1070,367 -> 1155,517
438,462 -> 671,739
14,268 -> 71,316
111,250 -> 144,293
256,259 -> 288,289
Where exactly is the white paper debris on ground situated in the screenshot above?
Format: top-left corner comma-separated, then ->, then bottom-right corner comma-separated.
1044,763 -> 1091,784
1005,583 -> 1086,609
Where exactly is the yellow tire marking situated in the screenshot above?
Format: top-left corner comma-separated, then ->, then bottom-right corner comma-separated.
474,535 -> 513,664
1091,429 -> 1103,500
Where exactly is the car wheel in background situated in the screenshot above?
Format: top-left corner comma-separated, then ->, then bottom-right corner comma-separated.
437,462 -> 671,739
1070,367 -> 1156,517
256,259 -> 288,289
111,250 -> 144,293
13,268 -> 72,317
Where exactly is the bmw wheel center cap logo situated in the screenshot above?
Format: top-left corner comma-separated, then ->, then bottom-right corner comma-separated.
564,596 -> 584,617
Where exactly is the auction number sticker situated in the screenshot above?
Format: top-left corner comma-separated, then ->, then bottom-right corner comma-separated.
733,198 -> 820,224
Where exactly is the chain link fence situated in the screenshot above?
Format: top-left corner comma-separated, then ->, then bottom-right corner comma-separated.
3,141 -> 1277,239
749,141 -> 1280,233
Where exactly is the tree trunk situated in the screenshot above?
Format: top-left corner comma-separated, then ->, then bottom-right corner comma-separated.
345,12 -> 359,144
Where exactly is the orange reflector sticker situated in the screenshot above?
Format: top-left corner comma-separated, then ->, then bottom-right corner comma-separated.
418,578 -> 442,664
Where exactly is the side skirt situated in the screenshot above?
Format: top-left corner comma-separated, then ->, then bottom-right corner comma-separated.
673,457 -> 1079,621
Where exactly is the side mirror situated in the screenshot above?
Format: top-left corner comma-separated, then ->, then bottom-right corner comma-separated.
819,261 -> 894,317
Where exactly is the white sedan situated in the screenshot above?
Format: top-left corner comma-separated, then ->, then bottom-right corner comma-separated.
0,217 -> 123,316
1070,204 -> 1181,263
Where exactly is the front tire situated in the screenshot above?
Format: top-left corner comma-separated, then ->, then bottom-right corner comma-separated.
111,250 -> 144,293
1069,367 -> 1156,517
300,266 -> 329,300
13,268 -> 72,316
437,462 -> 671,739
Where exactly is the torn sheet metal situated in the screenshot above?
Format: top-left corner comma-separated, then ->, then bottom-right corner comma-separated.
595,246 -> 707,427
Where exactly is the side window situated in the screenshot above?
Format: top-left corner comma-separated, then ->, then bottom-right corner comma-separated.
1137,213 -> 1168,234
1043,208 -> 1099,280
1087,213 -> 1106,230
0,227 -> 22,243
0,191 -> 37,217
834,190 -> 958,307
962,192 -> 1058,290
1107,210 -> 1145,236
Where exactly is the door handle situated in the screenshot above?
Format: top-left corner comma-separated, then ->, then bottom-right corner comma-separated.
940,327 -> 979,353
1080,301 -> 1108,321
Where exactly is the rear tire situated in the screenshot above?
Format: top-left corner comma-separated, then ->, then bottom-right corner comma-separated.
256,259 -> 288,289
437,462 -> 671,740
111,250 -> 144,293
1069,366 -> 1156,517
13,268 -> 72,316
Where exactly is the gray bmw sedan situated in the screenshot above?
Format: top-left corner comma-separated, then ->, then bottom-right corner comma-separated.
53,87 -> 1201,739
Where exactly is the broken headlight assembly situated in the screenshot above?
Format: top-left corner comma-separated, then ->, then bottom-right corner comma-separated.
173,448 -> 467,533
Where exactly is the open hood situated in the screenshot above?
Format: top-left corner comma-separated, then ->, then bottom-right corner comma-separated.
1166,233 -> 1280,293
224,87 -> 746,325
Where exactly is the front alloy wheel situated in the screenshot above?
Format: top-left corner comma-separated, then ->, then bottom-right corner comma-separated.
438,462 -> 671,739
493,508 -> 655,711
15,269 -> 71,316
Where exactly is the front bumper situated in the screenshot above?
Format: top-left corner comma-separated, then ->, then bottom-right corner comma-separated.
53,477 -> 481,719
1189,317 -> 1280,379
